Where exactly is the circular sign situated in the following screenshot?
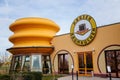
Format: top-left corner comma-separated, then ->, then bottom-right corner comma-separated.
70,14 -> 97,46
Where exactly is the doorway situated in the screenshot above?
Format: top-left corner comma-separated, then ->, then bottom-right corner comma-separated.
105,50 -> 120,78
58,53 -> 69,74
78,51 -> 93,76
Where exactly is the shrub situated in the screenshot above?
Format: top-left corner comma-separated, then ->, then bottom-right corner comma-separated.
9,72 -> 42,80
23,72 -> 42,80
0,74 -> 10,80
42,74 -> 64,80
23,73 -> 33,80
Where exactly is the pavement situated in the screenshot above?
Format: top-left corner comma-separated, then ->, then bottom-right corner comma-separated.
58,75 -> 120,80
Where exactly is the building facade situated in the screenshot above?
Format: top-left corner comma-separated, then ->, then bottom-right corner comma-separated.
7,15 -> 120,78
51,23 -> 120,77
7,17 -> 60,74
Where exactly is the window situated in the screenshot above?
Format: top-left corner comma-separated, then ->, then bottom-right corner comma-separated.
14,56 -> 22,72
31,55 -> 42,72
42,55 -> 51,74
22,55 -> 30,71
105,50 -> 120,78
10,54 -> 51,73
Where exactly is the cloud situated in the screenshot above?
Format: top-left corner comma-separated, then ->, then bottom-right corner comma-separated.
79,0 -> 120,26
1,0 -> 120,33
0,18 -> 13,36
4,0 -> 120,33
0,0 -> 120,54
0,18 -> 13,53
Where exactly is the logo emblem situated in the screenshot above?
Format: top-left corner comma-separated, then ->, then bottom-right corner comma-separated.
70,14 -> 97,46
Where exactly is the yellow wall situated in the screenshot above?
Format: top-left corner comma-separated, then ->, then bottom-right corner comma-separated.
9,17 -> 60,47
51,23 -> 120,74
8,17 -> 60,54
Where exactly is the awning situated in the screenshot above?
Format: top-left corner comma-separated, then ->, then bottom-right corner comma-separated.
7,46 -> 54,55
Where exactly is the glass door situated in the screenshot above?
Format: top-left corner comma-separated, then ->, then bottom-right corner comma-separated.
58,54 -> 69,74
78,52 -> 93,76
116,50 -> 120,77
105,50 -> 120,78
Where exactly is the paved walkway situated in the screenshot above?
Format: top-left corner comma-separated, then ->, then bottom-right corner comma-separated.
58,76 -> 120,80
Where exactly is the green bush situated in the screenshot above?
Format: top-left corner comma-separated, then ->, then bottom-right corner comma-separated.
23,72 -> 42,80
23,74 -> 33,80
9,72 -> 42,80
0,74 -> 10,80
42,75 -> 53,80
42,74 -> 63,80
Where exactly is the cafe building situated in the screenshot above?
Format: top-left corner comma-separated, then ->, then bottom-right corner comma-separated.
7,14 -> 120,78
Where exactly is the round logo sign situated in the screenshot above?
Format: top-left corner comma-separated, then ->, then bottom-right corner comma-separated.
70,14 -> 97,46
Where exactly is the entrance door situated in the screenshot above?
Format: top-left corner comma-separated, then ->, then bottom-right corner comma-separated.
78,52 -> 93,76
58,54 -> 69,74
105,50 -> 120,78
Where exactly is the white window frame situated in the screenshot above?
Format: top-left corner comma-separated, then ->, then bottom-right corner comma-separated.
31,54 -> 42,72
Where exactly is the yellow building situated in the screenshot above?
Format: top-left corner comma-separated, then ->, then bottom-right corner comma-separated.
7,15 -> 120,78
7,17 -> 60,74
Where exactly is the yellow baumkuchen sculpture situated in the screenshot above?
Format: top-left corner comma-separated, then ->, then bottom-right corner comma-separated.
7,17 -> 60,54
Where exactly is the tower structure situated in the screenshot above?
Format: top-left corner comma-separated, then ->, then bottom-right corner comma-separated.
7,17 -> 60,73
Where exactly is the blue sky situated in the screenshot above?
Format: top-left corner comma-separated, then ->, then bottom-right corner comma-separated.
0,0 -> 120,55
